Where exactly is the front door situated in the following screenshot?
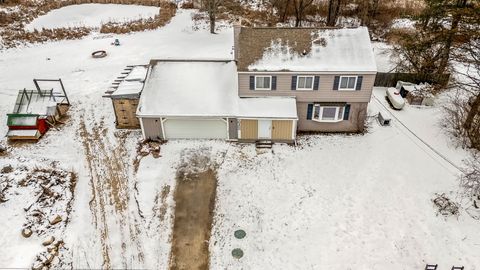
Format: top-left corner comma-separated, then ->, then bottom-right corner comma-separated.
258,120 -> 272,139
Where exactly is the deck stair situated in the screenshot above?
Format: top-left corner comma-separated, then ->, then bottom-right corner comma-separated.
425,265 -> 437,270
451,267 -> 464,270
256,140 -> 273,149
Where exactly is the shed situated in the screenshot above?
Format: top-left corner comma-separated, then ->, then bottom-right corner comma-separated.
104,65 -> 148,129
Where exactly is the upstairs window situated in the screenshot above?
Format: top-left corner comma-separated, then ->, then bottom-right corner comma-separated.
296,76 -> 314,90
255,76 -> 272,90
312,105 -> 344,122
339,76 -> 357,91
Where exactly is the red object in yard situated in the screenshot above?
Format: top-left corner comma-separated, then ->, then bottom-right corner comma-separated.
6,114 -> 50,140
37,118 -> 49,134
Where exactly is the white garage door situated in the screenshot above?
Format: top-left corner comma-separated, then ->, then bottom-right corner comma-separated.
163,119 -> 228,139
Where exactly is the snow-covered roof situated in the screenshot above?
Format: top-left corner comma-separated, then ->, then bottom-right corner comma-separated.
124,65 -> 148,81
236,26 -> 377,72
112,81 -> 145,97
137,60 -> 297,119
108,65 -> 148,98
137,60 -> 239,117
237,97 -> 297,119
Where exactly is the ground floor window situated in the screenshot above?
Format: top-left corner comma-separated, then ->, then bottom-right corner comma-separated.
312,105 -> 344,122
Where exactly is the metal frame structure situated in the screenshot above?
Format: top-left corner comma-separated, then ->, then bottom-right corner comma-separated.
33,78 -> 70,105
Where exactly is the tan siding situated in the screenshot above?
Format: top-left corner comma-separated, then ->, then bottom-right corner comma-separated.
113,99 -> 140,129
272,120 -> 293,140
240,119 -> 258,140
142,118 -> 163,140
238,73 -> 375,103
297,102 -> 368,132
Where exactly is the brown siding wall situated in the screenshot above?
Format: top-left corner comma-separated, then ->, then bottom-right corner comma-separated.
113,99 -> 140,129
238,73 -> 375,103
141,117 -> 163,140
272,120 -> 293,140
297,102 -> 368,132
240,119 -> 258,140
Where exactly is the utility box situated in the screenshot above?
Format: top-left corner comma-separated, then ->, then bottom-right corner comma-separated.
378,112 -> 391,126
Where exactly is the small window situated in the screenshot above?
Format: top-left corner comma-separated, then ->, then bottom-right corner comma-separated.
255,76 -> 272,90
312,105 -> 345,122
339,76 -> 357,91
297,76 -> 314,90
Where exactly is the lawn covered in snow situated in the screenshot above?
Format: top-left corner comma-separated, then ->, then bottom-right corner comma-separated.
25,4 -> 160,31
0,6 -> 478,270
0,9 -> 232,269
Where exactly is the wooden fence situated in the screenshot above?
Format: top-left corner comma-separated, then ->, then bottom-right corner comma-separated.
374,72 -> 451,87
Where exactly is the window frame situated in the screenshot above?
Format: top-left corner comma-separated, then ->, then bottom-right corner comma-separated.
296,75 -> 315,91
312,104 -> 345,122
254,75 -> 273,91
338,76 -> 358,91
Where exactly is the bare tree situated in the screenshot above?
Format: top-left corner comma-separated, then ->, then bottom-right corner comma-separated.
461,154 -> 480,198
437,0 -> 469,74
203,0 -> 224,34
359,0 -> 381,27
267,0 -> 293,23
452,39 -> 480,149
292,0 -> 314,27
326,0 -> 341,26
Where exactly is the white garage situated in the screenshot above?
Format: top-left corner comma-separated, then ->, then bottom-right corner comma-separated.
136,60 -> 240,141
163,119 -> 228,139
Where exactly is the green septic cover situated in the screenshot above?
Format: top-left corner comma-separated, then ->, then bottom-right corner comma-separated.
232,248 -> 244,259
7,114 -> 38,126
234,230 -> 246,239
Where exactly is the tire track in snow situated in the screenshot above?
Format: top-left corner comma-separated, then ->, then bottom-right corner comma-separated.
79,118 -> 112,269
79,112 -> 146,268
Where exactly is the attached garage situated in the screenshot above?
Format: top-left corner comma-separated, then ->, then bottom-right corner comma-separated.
136,60 -> 298,143
163,119 -> 228,139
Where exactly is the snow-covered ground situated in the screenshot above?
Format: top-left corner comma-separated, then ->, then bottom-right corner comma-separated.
25,4 -> 160,31
372,41 -> 397,72
0,8 -> 232,269
391,18 -> 416,29
0,5 -> 478,270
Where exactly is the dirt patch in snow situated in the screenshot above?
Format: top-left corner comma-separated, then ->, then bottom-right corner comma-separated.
152,184 -> 170,222
20,166 -> 77,235
0,162 -> 77,269
79,117 -> 146,268
169,156 -> 218,270
134,139 -> 163,173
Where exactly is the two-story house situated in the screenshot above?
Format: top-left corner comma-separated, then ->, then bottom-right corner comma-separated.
128,26 -> 376,143
234,26 -> 377,134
